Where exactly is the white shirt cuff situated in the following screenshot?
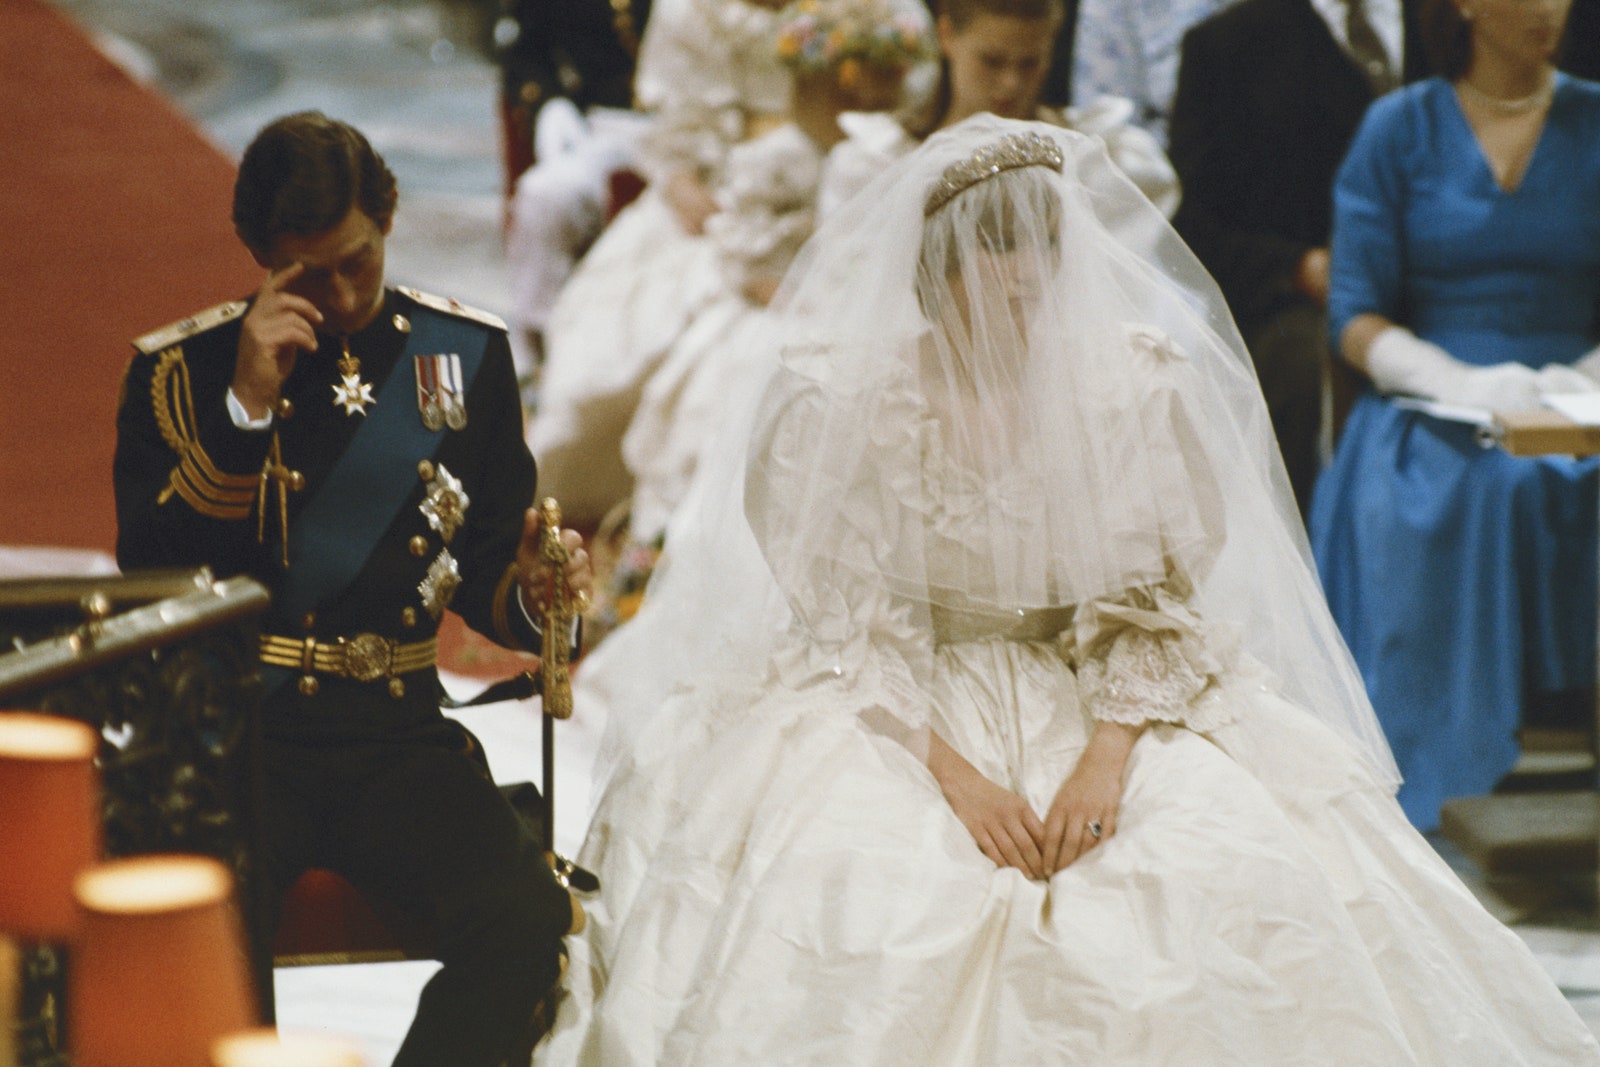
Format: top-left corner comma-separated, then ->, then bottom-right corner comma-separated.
226,389 -> 274,431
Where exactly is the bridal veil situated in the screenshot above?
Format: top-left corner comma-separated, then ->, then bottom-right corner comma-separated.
584,114 -> 1398,794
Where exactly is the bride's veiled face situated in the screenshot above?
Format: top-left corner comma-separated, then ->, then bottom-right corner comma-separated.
938,243 -> 1050,348
918,207 -> 1062,375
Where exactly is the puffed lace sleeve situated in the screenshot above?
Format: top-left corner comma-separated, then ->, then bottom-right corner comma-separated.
746,367 -> 939,761
632,0 -> 792,183
1068,582 -> 1239,734
705,125 -> 827,294
1064,320 -> 1241,734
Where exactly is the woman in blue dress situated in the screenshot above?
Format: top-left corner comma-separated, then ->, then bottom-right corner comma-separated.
1310,0 -> 1600,830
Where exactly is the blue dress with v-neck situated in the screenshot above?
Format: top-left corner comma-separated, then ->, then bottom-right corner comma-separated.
1310,74 -> 1600,830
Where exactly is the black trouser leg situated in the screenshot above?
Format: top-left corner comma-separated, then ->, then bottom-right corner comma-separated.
347,742 -> 570,1067
391,855 -> 567,1067
268,733 -> 571,1067
1247,302 -> 1328,520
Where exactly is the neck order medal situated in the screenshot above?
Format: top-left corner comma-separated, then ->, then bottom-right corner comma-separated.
333,337 -> 376,416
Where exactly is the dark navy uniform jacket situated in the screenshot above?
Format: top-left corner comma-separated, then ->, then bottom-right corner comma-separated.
113,287 -> 542,742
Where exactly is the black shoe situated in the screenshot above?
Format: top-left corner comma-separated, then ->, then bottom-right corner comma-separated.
547,850 -> 601,895
501,950 -> 568,1066
533,951 -> 570,1046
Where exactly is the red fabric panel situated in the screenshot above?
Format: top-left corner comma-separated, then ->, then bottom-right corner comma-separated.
0,0 -> 260,552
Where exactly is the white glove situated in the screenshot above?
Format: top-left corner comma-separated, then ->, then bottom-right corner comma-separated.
1573,343 -> 1600,384
1535,362 -> 1600,395
1451,364 -> 1546,411
1365,326 -> 1542,411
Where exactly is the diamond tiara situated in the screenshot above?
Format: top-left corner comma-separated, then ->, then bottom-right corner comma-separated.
923,131 -> 1066,217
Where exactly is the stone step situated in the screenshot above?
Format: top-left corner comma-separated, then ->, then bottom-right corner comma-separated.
1439,791 -> 1598,877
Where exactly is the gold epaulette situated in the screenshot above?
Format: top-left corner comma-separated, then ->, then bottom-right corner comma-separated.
148,346 -> 259,521
139,302 -> 259,523
396,287 -> 507,331
132,300 -> 250,356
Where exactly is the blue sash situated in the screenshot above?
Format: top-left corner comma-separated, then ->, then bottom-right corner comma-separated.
274,307 -> 488,623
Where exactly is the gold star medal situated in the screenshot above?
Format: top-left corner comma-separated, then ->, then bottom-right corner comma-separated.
332,338 -> 375,416
418,549 -> 462,619
419,463 -> 469,544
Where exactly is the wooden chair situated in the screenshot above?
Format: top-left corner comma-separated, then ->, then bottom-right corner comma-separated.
273,869 -> 422,967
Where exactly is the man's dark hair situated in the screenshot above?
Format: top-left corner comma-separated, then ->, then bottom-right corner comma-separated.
232,111 -> 399,255
1418,0 -> 1473,79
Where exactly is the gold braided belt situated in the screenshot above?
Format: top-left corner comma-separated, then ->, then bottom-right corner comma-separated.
260,633 -> 438,687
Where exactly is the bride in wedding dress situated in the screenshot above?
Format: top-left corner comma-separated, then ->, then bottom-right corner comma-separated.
536,115 -> 1600,1065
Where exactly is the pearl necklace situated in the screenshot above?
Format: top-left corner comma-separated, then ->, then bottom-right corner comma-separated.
1457,71 -> 1556,115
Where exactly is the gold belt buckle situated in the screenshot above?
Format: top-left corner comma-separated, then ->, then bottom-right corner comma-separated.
340,633 -> 394,682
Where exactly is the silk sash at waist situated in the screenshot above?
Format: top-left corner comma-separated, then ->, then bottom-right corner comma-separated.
930,603 -> 1075,646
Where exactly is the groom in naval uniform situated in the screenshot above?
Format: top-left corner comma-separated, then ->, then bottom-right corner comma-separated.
113,111 -> 592,1067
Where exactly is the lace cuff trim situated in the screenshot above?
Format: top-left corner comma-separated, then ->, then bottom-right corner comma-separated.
1074,589 -> 1238,733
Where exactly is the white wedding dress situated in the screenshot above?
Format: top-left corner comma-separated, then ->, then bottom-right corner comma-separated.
535,118 -> 1599,1066
539,367 -> 1598,1066
620,121 -> 829,544
526,0 -> 791,525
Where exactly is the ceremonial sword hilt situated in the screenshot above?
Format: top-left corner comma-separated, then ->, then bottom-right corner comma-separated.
538,497 -> 575,720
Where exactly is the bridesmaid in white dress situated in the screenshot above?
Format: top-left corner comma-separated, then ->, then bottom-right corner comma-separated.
536,117 -> 1599,1065
612,0 -> 1173,602
527,0 -> 792,526
620,0 -> 936,550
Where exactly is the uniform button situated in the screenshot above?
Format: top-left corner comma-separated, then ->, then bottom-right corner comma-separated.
418,460 -> 436,482
275,397 -> 295,419
298,675 -> 320,696
301,613 -> 316,631
389,678 -> 406,699
410,535 -> 429,557
393,313 -> 411,334
287,470 -> 306,492
401,607 -> 417,627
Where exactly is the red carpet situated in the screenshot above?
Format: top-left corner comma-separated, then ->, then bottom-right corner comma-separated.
0,1 -> 527,677
0,0 -> 260,554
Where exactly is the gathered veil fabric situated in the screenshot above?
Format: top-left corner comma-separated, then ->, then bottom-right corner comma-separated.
542,116 -> 1598,1066
594,114 -> 1394,786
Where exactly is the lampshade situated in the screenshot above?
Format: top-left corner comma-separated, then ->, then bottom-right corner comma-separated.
0,711 -> 100,940
69,854 -> 257,1067
1,935 -> 19,1067
211,1028 -> 366,1067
